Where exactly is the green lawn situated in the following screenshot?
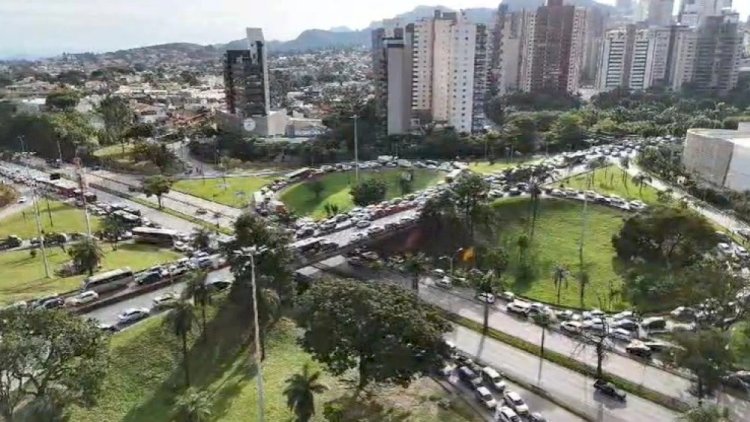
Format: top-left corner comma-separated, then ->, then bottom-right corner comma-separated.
731,322 -> 750,371
469,158 -> 540,174
70,302 -> 477,422
173,176 -> 272,208
93,143 -> 136,160
491,197 -> 629,310
0,200 -> 100,239
556,166 -> 661,205
0,243 -> 181,305
281,169 -> 444,219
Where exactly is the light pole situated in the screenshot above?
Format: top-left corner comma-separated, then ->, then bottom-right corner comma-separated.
352,114 -> 359,183
234,246 -> 268,422
439,247 -> 464,275
19,136 -> 50,278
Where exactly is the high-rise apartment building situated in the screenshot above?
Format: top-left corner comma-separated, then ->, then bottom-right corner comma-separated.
643,0 -> 675,26
678,0 -> 732,26
691,12 -> 743,94
667,25 -> 699,90
596,25 -> 672,91
617,0 -> 635,15
521,0 -> 587,94
372,11 -> 488,135
224,28 -> 270,118
489,8 -> 534,94
581,7 -> 608,85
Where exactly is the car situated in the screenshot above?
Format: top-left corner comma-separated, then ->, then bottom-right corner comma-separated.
495,406 -> 521,422
69,290 -> 99,306
481,366 -> 506,391
475,386 -> 497,409
625,340 -> 652,358
610,328 -> 633,342
500,291 -> 515,302
195,208 -> 208,215
583,317 -> 606,332
528,412 -> 547,422
98,323 -> 120,333
361,251 -> 379,261
612,318 -> 638,331
206,279 -> 232,291
641,316 -> 667,331
458,365 -> 483,388
435,276 -> 453,289
556,309 -> 575,321
173,241 -> 191,252
593,379 -> 627,401
506,300 -> 531,316
561,320 -> 583,334
503,391 -> 529,415
39,297 -> 64,309
117,308 -> 150,324
153,292 -> 178,309
367,226 -> 384,235
476,292 -> 496,304
347,256 -> 365,266
355,220 -> 371,229
17,196 -> 27,203
137,271 -> 163,286
439,362 -> 456,377
670,306 -> 696,321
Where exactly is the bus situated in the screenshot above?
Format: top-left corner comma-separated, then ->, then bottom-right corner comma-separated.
132,227 -> 178,246
113,210 -> 142,227
285,167 -> 312,181
83,268 -> 134,293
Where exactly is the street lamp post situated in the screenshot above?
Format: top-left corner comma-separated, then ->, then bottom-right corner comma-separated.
352,114 -> 359,183
439,247 -> 465,275
19,136 -> 50,278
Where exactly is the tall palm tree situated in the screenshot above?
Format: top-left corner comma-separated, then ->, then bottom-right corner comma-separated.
552,264 -> 568,305
164,299 -> 197,387
578,271 -> 590,308
469,269 -> 499,333
258,287 -> 281,361
174,387 -> 212,422
527,180 -> 543,242
283,363 -> 328,422
632,173 -> 653,198
182,271 -> 210,337
586,156 -> 608,189
404,252 -> 428,294
532,312 -> 552,357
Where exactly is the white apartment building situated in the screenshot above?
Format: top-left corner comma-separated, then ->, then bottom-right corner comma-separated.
669,26 -> 698,90
678,0 -> 733,26
372,10 -> 487,135
597,25 -> 672,91
644,0 -> 675,26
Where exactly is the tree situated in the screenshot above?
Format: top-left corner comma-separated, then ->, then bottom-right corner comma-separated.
308,180 -> 325,200
612,206 -> 718,269
283,363 -> 328,422
296,279 -> 451,392
101,214 -> 127,250
98,95 -> 132,152
350,178 -> 387,206
549,112 -> 587,149
451,172 -> 490,240
586,156 -> 608,189
680,405 -> 730,422
323,202 -> 340,218
174,387 -> 212,422
190,227 -> 211,251
469,269 -> 502,333
673,329 -> 734,402
532,311 -> 552,381
142,175 -> 173,209
68,237 -> 104,276
552,264 -> 568,305
45,90 -> 80,111
399,176 -> 413,196
404,252 -> 428,293
182,271 -> 210,336
578,270 -> 590,308
0,307 -> 109,420
527,180 -> 543,241
633,173 -> 653,198
503,115 -> 538,154
164,299 -> 197,387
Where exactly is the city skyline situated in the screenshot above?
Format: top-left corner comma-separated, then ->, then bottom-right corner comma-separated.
2,0 -> 748,59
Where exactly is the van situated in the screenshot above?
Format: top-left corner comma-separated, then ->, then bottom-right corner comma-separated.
481,366 -> 506,391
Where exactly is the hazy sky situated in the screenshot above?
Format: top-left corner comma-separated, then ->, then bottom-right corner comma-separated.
1,0 -> 748,58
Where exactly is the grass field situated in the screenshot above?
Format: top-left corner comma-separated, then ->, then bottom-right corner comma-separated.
556,166 -> 661,205
93,143 -> 136,160
731,322 -> 750,371
0,200 -> 100,239
173,176 -> 272,208
469,158 -> 540,175
70,303 -> 477,422
281,169 -> 444,219
491,197 -> 628,310
0,243 -> 181,305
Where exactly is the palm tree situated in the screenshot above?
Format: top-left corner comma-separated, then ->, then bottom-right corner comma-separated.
183,271 -> 210,336
552,264 -> 568,305
174,387 -> 212,422
527,180 -> 543,242
283,363 -> 328,422
258,287 -> 281,361
586,156 -> 608,189
164,299 -> 197,387
101,214 -> 126,250
632,173 -> 653,198
532,312 -> 552,357
404,252 -> 428,294
469,269 -> 499,333
68,237 -> 104,276
578,270 -> 590,308
323,202 -> 340,218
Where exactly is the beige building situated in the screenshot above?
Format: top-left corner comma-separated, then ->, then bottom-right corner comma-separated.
597,25 -> 672,91
683,127 -> 750,191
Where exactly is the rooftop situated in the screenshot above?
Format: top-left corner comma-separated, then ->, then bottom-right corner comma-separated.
688,128 -> 750,147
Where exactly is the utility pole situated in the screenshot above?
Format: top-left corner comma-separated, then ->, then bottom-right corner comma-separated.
56,138 -> 63,166
19,136 -> 50,278
353,114 -> 359,183
74,157 -> 92,237
248,248 -> 266,422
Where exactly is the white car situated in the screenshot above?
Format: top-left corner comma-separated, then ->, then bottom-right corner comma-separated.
503,391 -> 529,415
561,320 -> 583,335
475,386 -> 498,409
476,292 -> 496,304
117,308 -> 150,324
17,196 -> 27,203
153,292 -> 178,309
173,241 -> 191,253
496,406 -> 521,422
435,276 -> 453,289
69,290 -> 99,306
610,328 -> 633,342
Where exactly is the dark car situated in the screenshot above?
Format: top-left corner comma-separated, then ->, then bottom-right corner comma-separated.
39,297 -> 64,309
593,379 -> 627,401
457,366 -> 483,389
0,235 -> 22,250
136,271 -> 163,286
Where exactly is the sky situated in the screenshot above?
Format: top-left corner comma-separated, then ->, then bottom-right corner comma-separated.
0,0 -> 748,58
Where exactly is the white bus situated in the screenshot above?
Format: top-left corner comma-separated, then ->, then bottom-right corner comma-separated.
83,268 -> 134,293
132,227 -> 178,246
